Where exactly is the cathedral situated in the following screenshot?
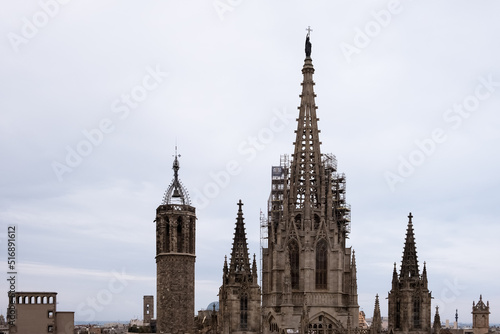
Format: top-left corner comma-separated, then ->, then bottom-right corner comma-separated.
152,33 -> 489,334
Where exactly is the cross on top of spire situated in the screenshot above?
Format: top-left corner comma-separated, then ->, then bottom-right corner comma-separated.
306,26 -> 313,37
237,199 -> 244,211
408,212 -> 413,222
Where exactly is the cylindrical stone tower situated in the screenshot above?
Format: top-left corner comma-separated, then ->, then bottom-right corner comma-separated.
156,151 -> 196,334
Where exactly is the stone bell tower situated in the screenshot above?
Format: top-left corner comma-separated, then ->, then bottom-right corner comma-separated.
156,149 -> 196,334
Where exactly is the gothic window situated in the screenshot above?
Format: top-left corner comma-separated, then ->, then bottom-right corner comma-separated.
165,218 -> 170,253
189,217 -> 194,254
177,217 -> 183,252
316,239 -> 327,289
288,240 -> 300,289
413,298 -> 421,328
396,300 -> 401,329
240,295 -> 248,329
314,214 -> 320,229
295,214 -> 302,230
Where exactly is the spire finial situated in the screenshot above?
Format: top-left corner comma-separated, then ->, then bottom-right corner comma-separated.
305,27 -> 312,57
408,212 -> 413,222
237,199 -> 244,212
162,146 -> 191,205
306,26 -> 313,37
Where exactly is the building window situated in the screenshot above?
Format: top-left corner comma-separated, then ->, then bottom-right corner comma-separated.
240,295 -> 248,329
165,218 -> 170,252
396,300 -> 401,329
314,214 -> 320,229
288,240 -> 300,289
413,298 -> 421,328
48,325 -> 54,332
295,214 -> 302,230
48,311 -> 54,319
177,217 -> 183,252
315,239 -> 327,289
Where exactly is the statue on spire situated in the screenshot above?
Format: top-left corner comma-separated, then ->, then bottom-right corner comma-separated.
305,26 -> 312,57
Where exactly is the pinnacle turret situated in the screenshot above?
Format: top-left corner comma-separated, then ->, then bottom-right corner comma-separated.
400,212 -> 420,280
371,294 -> 382,334
228,200 -> 251,277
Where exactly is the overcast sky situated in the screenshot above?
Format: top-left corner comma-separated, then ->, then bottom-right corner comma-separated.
1,0 -> 499,324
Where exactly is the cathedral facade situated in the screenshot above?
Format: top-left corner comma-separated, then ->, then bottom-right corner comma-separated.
260,34 -> 359,334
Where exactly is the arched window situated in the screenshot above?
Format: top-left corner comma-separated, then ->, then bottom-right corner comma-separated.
288,240 -> 300,289
189,217 -> 195,254
314,214 -> 320,229
240,295 -> 248,329
165,218 -> 170,253
396,300 -> 401,329
315,239 -> 327,289
295,214 -> 302,230
413,298 -> 421,328
177,217 -> 183,252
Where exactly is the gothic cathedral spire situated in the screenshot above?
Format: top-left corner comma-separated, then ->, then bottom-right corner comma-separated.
400,212 -> 419,279
388,213 -> 432,334
289,33 -> 323,215
262,31 -> 358,334
219,200 -> 261,334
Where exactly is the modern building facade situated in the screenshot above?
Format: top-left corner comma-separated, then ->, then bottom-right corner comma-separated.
8,292 -> 73,334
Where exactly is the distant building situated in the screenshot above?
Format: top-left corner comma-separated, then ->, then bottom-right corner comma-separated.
7,292 -> 73,334
473,295 -> 490,334
143,295 -> 154,326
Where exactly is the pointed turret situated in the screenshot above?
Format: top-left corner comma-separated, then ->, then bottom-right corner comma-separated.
433,306 -> 441,334
289,32 -> 323,214
350,250 -> 358,305
422,261 -> 428,288
228,200 -> 252,279
371,294 -> 382,334
400,212 -> 419,280
219,200 -> 261,334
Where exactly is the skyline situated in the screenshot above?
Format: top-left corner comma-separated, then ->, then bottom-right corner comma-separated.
1,0 -> 499,324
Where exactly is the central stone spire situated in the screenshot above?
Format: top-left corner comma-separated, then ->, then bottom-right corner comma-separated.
289,33 -> 323,214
